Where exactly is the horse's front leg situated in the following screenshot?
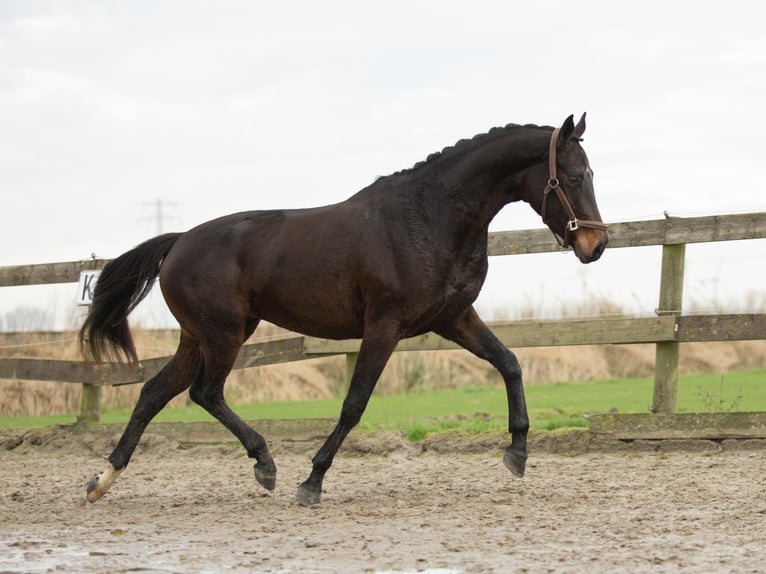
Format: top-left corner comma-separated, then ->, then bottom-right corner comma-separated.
435,306 -> 529,477
297,319 -> 400,506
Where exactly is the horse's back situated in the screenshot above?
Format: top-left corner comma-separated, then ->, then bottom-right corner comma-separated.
159,205 -> 374,339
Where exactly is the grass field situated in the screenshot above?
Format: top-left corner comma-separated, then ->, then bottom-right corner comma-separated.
3,370 -> 764,440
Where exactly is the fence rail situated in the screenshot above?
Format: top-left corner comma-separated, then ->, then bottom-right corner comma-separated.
3,313 -> 764,384
0,258 -> 109,287
2,212 -> 766,433
2,212 -> 764,288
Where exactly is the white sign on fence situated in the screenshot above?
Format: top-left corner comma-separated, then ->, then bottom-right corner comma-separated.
76,270 -> 101,306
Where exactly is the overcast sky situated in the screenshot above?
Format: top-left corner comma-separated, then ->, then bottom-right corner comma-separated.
2,1 -> 766,330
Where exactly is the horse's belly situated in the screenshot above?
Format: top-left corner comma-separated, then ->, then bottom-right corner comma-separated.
259,308 -> 365,340
251,285 -> 365,340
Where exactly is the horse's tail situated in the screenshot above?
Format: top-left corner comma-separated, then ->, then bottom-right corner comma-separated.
79,233 -> 183,364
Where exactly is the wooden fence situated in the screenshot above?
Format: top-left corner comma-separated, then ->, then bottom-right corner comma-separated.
2,212 -> 766,436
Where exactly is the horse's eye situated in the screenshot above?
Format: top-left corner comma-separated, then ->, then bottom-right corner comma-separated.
567,175 -> 581,185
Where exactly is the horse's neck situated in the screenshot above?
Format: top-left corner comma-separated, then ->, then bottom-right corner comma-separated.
438,129 -> 546,217
419,152 -> 540,243
377,176 -> 503,261
356,127 -> 548,248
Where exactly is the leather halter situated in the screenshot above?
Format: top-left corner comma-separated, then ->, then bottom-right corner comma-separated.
540,128 -> 608,248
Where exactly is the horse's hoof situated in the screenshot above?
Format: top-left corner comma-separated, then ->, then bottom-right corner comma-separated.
253,462 -> 276,491
296,482 -> 321,507
86,474 -> 104,503
503,448 -> 527,478
85,464 -> 122,503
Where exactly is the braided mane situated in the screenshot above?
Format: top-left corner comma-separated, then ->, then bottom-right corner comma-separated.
384,123 -> 551,179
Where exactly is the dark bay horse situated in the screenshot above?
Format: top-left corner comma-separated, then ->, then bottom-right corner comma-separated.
80,113 -> 607,506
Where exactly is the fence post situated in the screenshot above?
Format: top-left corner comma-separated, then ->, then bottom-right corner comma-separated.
78,383 -> 102,424
652,242 -> 685,414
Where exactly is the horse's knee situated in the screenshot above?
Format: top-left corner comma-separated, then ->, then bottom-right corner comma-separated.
189,383 -> 216,408
496,354 -> 522,387
338,399 -> 366,429
188,384 -> 203,406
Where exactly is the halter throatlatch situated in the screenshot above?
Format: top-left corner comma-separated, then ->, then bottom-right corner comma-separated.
540,128 -> 608,249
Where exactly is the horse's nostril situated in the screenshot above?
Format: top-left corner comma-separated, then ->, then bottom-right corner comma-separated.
592,236 -> 608,260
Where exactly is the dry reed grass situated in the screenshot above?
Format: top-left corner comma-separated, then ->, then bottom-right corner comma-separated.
2,324 -> 766,417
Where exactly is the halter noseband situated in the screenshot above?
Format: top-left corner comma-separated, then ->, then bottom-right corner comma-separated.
540,128 -> 608,248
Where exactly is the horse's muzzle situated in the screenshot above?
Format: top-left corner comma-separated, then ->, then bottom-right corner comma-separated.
573,229 -> 608,264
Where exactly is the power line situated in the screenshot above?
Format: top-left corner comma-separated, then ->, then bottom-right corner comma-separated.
137,199 -> 181,235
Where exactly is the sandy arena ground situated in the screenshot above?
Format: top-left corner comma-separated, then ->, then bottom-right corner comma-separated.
1,427 -> 765,573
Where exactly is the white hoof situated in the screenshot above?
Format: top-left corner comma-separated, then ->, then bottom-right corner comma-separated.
86,464 -> 123,503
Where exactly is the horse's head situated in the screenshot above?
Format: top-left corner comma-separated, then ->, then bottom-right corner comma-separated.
525,113 -> 608,263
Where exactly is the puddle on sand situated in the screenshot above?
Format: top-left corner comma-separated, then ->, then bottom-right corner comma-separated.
1,541 -> 90,573
0,539 -> 178,574
2,538 -> 464,574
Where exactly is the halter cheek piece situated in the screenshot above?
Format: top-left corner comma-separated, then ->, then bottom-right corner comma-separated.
540,127 -> 608,249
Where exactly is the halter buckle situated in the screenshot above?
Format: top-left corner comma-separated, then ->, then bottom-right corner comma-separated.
566,219 -> 580,232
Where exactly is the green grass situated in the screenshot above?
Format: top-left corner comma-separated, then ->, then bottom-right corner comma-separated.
3,370 -> 765,441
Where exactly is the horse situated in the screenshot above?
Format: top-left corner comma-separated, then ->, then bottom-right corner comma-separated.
80,113 -> 607,506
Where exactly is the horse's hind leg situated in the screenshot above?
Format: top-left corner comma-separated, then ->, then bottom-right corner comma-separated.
86,334 -> 201,502
189,333 -> 277,491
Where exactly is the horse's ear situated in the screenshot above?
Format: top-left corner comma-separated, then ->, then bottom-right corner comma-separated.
558,114 -> 575,146
574,112 -> 586,138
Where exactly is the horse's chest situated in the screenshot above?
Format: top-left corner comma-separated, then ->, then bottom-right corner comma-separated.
414,256 -> 487,321
439,263 -> 486,307
446,250 -> 488,290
